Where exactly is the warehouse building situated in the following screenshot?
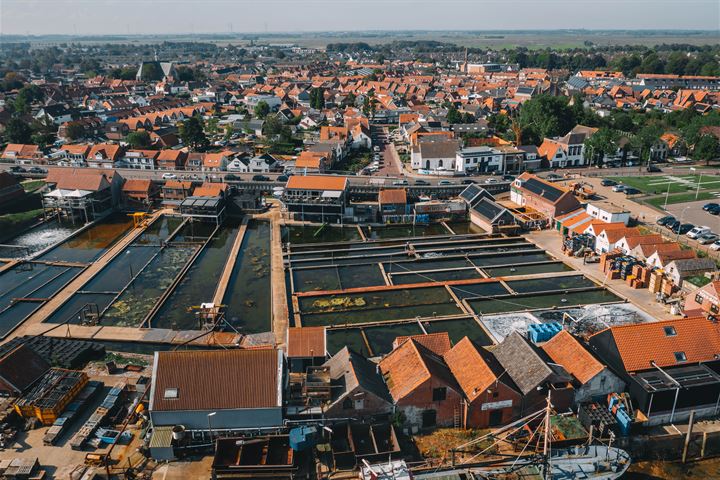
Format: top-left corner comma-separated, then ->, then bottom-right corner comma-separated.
149,349 -> 284,432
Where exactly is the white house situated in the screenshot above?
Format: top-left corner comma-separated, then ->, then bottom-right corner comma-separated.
244,93 -> 282,111
227,154 -> 276,173
455,146 -> 503,174
410,139 -> 461,173
586,201 -> 631,225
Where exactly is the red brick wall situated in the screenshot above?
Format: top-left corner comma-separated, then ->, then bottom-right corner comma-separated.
466,382 -> 522,428
396,377 -> 464,427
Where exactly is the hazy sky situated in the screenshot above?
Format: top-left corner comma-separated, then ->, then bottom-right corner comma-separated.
2,0 -> 719,35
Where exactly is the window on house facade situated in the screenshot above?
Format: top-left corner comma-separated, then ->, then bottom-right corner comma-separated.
711,304 -> 719,314
674,351 -> 687,362
432,387 -> 447,401
695,294 -> 704,304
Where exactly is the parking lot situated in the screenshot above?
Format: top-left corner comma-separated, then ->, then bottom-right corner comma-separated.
664,200 -> 720,239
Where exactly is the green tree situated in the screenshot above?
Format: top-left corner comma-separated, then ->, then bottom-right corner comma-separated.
179,115 -> 208,150
5,118 -> 33,144
611,111 -> 635,133
446,105 -> 461,124
140,62 -> 164,81
631,124 -> 663,165
518,95 -> 576,144
254,100 -> 270,119
694,135 -> 719,165
126,130 -> 152,149
583,128 -> 618,166
224,124 -> 234,141
206,117 -> 219,135
110,66 -> 137,80
488,113 -> 511,135
64,122 -> 85,141
310,87 -> 325,110
263,114 -> 284,136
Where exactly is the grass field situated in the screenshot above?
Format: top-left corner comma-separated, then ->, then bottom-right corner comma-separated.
645,191 -> 718,208
609,175 -> 720,195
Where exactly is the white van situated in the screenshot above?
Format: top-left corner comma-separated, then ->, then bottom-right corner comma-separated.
687,226 -> 711,239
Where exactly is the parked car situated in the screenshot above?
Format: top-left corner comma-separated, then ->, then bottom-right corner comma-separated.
484,178 -> 499,184
600,179 -> 618,187
708,204 -> 720,215
9,166 -> 26,173
276,175 -> 289,182
224,174 -> 240,181
29,167 -> 46,174
438,180 -> 454,186
624,188 -> 642,195
711,240 -> 720,251
461,179 -> 476,185
672,223 -> 695,235
161,173 -> 177,180
703,203 -> 719,211
657,216 -> 676,226
612,184 -> 626,192
414,179 -> 430,186
687,226 -> 712,239
392,180 -> 409,186
502,174 -> 516,181
252,175 -> 270,182
698,233 -> 719,245
647,165 -> 663,173
546,173 -> 562,181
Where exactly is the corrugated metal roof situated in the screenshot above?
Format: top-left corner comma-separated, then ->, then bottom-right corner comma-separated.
151,349 -> 280,412
149,426 -> 174,448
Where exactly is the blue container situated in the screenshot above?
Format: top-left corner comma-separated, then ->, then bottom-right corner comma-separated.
616,409 -> 632,436
289,425 -> 318,451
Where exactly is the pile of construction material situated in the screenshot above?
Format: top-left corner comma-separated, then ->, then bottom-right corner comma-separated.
14,368 -> 88,426
600,251 -> 664,290
43,380 -> 102,446
70,382 -> 124,450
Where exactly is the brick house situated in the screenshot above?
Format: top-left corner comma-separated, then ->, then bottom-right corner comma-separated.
122,179 -> 159,208
87,143 -> 123,168
156,149 -> 187,170
510,173 -> 582,222
1,144 -> 43,165
379,337 -> 463,429
443,337 -> 522,428
162,180 -> 194,203
323,347 -> 393,418
684,281 -> 720,318
539,330 -> 625,404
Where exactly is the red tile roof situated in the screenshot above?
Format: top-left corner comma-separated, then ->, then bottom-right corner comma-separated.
151,349 -> 281,412
378,189 -> 407,205
286,175 -> 348,191
541,330 -> 604,384
287,327 -> 326,358
443,337 -> 501,402
393,332 -> 451,356
592,317 -> 720,372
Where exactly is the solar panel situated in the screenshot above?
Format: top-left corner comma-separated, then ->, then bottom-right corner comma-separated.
472,198 -> 504,221
460,184 -> 482,203
521,177 -> 563,202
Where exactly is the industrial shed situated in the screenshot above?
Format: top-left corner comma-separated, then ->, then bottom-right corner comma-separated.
149,349 -> 284,432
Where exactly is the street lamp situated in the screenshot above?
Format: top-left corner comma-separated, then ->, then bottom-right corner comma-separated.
208,411 -> 217,443
691,167 -> 703,200
676,206 -> 691,242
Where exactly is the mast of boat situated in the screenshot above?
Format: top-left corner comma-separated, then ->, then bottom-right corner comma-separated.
543,390 -> 552,480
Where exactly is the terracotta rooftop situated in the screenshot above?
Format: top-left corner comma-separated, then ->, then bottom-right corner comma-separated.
443,337 -> 504,402
379,189 -> 407,205
393,332 -> 452,356
540,330 -> 604,384
151,349 -> 281,412
592,317 -> 720,372
286,175 -> 348,191
287,327 -> 326,358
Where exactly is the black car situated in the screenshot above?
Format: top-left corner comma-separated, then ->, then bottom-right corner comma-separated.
461,179 -> 476,185
657,216 -> 676,226
224,173 -> 240,181
414,179 -> 430,186
667,220 -> 680,231
623,188 -> 642,195
672,223 -> 695,235
647,165 -> 663,173
29,166 -> 46,174
252,175 -> 270,182
276,175 -> 289,182
703,203 -> 719,211
708,204 -> 720,215
546,173 -> 562,181
9,166 -> 26,173
601,179 -> 617,187
502,175 -> 516,181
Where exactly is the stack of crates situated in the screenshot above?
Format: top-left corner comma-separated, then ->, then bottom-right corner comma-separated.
578,403 -> 618,437
607,393 -> 632,436
14,368 -> 89,425
528,322 -> 563,344
600,251 -> 622,276
70,382 -> 124,450
648,269 -> 664,294
43,381 -> 101,446
627,264 -> 650,289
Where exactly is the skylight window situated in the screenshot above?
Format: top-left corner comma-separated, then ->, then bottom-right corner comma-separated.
674,352 -> 687,363
664,326 -> 677,337
164,387 -> 179,399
